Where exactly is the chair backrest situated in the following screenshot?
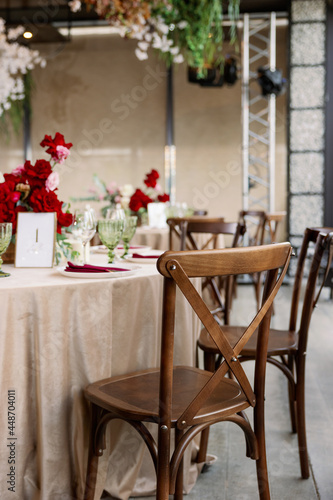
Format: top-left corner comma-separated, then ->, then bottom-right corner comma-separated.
238,210 -> 266,246
264,211 -> 287,243
169,219 -> 247,324
157,243 -> 292,429
289,227 -> 333,355
167,216 -> 225,251
238,210 -> 286,246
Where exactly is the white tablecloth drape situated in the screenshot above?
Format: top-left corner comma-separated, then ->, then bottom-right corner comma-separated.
0,257 -> 201,500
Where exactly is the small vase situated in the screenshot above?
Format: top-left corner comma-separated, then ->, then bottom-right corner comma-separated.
137,211 -> 148,227
2,242 -> 15,264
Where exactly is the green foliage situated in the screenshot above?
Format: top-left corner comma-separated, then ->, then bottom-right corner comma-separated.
153,0 -> 240,76
55,234 -> 80,266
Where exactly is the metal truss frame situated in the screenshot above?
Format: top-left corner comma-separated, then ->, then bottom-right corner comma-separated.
242,12 -> 277,213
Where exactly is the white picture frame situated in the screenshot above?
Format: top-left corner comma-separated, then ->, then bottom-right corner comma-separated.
15,212 -> 57,268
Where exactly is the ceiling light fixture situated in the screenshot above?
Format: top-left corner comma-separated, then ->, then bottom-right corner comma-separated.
23,31 -> 33,39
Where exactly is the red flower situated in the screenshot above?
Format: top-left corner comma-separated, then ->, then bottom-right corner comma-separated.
129,189 -> 153,212
144,169 -> 159,188
29,187 -> 72,233
157,193 -> 170,203
24,159 -> 52,186
29,186 -> 61,213
57,211 -> 73,229
3,173 -> 20,188
0,182 -> 27,232
40,133 -> 73,161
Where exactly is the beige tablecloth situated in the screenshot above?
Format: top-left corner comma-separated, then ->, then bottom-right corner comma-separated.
131,227 -> 169,251
0,256 -> 201,500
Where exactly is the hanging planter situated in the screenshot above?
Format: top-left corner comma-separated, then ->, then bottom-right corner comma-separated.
187,65 -> 224,87
188,56 -> 238,87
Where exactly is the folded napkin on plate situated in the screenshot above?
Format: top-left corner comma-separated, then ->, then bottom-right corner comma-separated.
132,253 -> 161,259
65,262 -> 130,273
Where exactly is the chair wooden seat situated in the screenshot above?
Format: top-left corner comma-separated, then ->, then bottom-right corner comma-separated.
85,366 -> 249,425
198,326 -> 298,357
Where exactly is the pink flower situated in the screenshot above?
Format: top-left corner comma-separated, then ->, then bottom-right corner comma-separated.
45,171 -> 59,192
11,191 -> 21,203
106,181 -> 117,194
55,145 -> 70,164
115,195 -> 121,203
11,164 -> 25,176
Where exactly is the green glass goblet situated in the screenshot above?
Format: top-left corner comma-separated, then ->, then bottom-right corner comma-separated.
121,216 -> 138,258
0,222 -> 12,278
98,219 -> 124,264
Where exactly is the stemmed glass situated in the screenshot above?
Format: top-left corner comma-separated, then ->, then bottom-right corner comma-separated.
0,223 -> 12,278
98,219 -> 124,264
106,207 -> 126,221
121,216 -> 138,258
72,209 -> 96,264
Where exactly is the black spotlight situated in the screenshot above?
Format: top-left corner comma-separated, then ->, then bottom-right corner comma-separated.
257,67 -> 286,96
224,57 -> 238,85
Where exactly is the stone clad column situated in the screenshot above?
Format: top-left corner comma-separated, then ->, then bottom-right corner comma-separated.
288,0 -> 326,261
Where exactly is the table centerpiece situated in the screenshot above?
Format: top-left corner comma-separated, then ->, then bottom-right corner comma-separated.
0,132 -> 76,264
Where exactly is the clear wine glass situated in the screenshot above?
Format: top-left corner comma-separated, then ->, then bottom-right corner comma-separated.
98,219 -> 124,264
72,209 -> 96,264
106,207 -> 126,221
0,222 -> 12,278
121,216 -> 138,258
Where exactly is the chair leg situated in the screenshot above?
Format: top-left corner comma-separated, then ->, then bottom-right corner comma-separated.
196,352 -> 216,464
254,395 -> 270,500
296,361 -> 310,479
287,355 -> 297,433
174,429 -> 184,500
84,403 -> 102,500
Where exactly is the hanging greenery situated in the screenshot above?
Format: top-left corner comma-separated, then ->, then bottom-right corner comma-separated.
69,0 -> 240,76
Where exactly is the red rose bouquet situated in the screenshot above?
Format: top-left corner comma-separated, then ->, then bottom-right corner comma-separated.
0,132 -> 75,262
129,169 -> 170,215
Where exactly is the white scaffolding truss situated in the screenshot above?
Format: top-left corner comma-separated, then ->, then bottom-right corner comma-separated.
242,12 -> 277,213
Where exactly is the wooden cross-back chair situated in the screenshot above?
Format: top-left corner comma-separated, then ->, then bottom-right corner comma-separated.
83,243 -> 291,500
197,227 -> 333,479
167,218 -> 246,325
167,216 -> 225,252
238,210 -> 287,308
184,219 -> 247,325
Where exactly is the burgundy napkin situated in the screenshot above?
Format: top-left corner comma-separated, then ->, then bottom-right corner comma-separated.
132,253 -> 161,259
65,262 -> 130,273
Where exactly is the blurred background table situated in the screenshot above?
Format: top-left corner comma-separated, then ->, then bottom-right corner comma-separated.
131,226 -> 169,251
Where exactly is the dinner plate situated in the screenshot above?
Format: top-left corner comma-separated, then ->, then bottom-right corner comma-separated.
125,250 -> 164,264
56,264 -> 141,279
91,245 -> 151,254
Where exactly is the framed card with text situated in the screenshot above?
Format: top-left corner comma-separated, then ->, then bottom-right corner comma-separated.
15,212 -> 57,268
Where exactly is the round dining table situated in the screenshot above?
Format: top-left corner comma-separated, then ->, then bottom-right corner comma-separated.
0,254 -> 202,500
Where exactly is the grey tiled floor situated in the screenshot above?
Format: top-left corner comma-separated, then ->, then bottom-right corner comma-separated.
128,283 -> 333,500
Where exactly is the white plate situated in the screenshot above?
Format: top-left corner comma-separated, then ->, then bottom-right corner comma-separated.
117,244 -> 151,251
56,264 -> 141,279
125,250 -> 164,264
91,245 -> 151,254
